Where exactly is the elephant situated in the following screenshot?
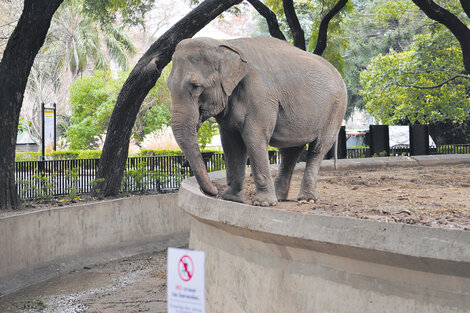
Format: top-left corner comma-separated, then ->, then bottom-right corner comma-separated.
168,37 -> 347,206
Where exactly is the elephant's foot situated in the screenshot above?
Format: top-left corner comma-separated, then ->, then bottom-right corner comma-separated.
219,188 -> 244,203
252,191 -> 277,206
297,191 -> 318,204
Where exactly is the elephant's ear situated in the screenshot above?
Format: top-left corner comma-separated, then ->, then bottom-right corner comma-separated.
218,45 -> 247,96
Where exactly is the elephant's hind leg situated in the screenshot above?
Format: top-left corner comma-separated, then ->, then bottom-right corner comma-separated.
298,141 -> 329,203
274,145 -> 305,201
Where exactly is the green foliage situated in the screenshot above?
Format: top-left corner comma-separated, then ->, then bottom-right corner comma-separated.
17,117 -> 31,134
18,174 -> 55,200
90,177 -> 105,195
136,149 -> 183,156
47,150 -> 102,159
65,167 -> 80,199
16,152 -> 42,161
142,105 -> 171,136
372,151 -> 389,158
82,0 -> 156,26
197,119 -> 219,150
360,29 -> 470,125
121,160 -> 180,192
341,0 -> 427,117
41,0 -> 136,77
68,65 -> 173,148
429,118 -> 470,144
67,70 -> 127,149
22,299 -> 48,310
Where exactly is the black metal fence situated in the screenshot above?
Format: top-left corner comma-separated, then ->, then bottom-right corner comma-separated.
345,144 -> 470,158
15,145 -> 470,200
430,144 -> 470,155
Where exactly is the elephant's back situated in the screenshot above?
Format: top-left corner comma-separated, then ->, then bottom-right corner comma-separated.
225,37 -> 344,92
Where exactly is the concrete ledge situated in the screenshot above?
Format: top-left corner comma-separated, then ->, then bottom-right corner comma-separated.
179,155 -> 470,313
411,154 -> 470,166
0,193 -> 190,297
320,154 -> 470,171
321,155 -> 417,171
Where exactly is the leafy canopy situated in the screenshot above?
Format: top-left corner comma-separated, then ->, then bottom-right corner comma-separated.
68,70 -> 126,149
82,0 -> 156,26
360,28 -> 470,125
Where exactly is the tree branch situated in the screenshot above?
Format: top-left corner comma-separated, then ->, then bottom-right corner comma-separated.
282,0 -> 305,50
411,0 -> 470,73
395,74 -> 470,89
246,0 -> 286,41
313,0 -> 348,55
459,0 -> 470,19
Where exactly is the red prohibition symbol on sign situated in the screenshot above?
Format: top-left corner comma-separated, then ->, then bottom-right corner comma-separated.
178,255 -> 194,282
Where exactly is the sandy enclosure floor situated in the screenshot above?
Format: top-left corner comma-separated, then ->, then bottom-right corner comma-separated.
0,250 -> 170,313
231,164 -> 470,231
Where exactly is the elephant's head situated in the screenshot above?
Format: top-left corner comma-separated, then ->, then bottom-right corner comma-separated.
168,38 -> 247,196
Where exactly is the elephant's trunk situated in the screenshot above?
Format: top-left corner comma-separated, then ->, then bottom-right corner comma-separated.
171,105 -> 218,196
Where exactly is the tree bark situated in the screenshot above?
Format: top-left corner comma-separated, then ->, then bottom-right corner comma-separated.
282,0 -> 306,50
247,0 -> 286,41
0,0 -> 64,210
313,0 -> 348,56
459,0 -> 470,18
95,0 -> 243,196
411,0 -> 470,73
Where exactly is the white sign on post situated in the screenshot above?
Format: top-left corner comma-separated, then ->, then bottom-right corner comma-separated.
167,247 -> 205,313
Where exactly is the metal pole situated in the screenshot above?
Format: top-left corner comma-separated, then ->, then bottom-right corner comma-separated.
41,102 -> 45,160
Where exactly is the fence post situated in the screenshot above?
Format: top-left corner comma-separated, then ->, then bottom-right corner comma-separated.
369,125 -> 390,157
325,126 -> 347,159
409,124 -> 430,155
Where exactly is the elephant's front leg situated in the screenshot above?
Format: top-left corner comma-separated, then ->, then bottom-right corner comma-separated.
219,128 -> 247,203
244,135 -> 277,206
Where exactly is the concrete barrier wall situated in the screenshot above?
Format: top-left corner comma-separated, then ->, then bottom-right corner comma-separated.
0,193 -> 189,296
178,156 -> 470,313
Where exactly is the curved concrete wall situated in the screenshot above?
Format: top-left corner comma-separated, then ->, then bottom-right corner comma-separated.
179,156 -> 470,313
0,193 -> 190,296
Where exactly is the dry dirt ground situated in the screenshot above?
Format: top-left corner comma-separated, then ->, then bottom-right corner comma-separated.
0,249 -> 170,313
240,163 -> 470,230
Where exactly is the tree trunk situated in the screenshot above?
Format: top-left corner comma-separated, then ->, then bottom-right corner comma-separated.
95,0 -> 243,196
313,0 -> 349,56
282,0 -> 306,50
411,0 -> 470,73
247,0 -> 286,41
0,0 -> 64,210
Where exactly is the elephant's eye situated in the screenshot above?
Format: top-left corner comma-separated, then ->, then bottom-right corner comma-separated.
191,82 -> 202,88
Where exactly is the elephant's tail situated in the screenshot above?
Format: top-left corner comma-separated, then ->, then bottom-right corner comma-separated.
334,139 -> 338,170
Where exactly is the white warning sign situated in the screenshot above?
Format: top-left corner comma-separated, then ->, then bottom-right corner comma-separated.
167,247 -> 205,313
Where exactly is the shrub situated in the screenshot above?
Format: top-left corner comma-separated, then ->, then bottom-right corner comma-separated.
16,152 -> 42,161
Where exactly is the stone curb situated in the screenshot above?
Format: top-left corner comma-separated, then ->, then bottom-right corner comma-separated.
179,154 -> 470,272
319,154 -> 470,171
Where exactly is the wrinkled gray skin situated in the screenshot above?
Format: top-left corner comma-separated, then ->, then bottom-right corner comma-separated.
168,37 -> 347,206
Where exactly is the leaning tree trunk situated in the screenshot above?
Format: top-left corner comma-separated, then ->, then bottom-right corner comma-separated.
0,0 -> 64,210
95,0 -> 243,196
282,0 -> 306,50
247,0 -> 286,41
411,0 -> 470,74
